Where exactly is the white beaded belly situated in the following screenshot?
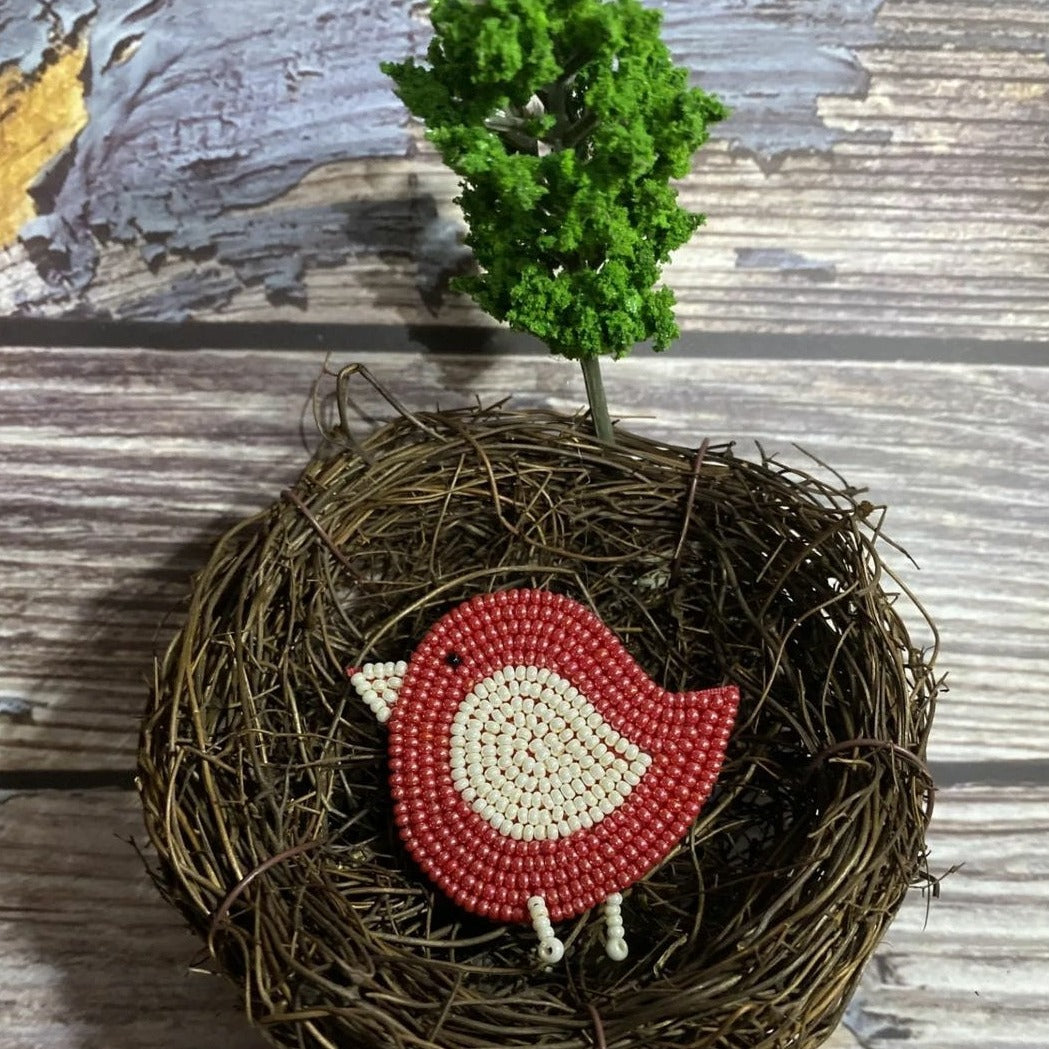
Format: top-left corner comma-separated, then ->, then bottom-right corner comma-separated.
448,664 -> 652,842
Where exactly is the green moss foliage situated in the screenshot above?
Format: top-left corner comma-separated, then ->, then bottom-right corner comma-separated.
383,0 -> 727,360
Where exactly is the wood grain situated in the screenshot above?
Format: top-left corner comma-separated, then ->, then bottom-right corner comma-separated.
0,789 -> 270,1049
1,346 -> 1046,773
2,785 -> 1042,1049
846,785 -> 1049,1048
0,0 -> 1046,339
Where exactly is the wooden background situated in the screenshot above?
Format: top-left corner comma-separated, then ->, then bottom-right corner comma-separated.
1,1 -> 1047,1047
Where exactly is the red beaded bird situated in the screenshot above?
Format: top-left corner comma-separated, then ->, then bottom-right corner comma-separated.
348,588 -> 738,963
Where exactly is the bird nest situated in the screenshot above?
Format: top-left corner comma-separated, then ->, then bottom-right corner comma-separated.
139,380 -> 940,1049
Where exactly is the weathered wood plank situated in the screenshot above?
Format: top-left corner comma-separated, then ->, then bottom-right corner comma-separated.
2,785 -> 1042,1049
0,0 -> 1046,338
1,346 -> 1046,771
845,786 -> 1049,1048
0,789 -> 269,1049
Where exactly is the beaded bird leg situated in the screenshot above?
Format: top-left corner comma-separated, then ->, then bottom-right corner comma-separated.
527,896 -> 565,964
603,892 -> 628,960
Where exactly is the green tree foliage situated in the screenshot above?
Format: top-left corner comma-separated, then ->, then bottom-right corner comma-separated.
383,0 -> 727,361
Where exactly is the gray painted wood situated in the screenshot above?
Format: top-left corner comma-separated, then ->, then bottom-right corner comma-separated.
2,785 -> 1043,1048
0,789 -> 270,1049
1,0 -> 1046,339
845,786 -> 1049,1048
1,346 -> 1047,773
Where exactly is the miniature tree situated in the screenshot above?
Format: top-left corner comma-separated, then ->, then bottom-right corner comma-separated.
383,0 -> 726,443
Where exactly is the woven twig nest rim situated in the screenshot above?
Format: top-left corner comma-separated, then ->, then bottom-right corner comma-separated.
139,379 -> 939,1049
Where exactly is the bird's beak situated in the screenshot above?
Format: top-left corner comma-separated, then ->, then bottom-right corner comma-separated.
346,660 -> 407,724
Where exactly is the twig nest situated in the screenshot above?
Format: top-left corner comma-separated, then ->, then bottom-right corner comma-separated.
139,405 -> 939,1049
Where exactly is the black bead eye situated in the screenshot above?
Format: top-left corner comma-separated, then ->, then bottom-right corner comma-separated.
445,651 -> 463,668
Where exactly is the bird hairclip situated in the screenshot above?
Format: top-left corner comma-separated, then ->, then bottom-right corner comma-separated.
348,588 -> 738,964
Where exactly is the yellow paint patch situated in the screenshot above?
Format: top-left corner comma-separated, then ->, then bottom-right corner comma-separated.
0,40 -> 89,246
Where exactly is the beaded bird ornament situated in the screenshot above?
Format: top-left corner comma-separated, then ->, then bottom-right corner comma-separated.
348,588 -> 738,963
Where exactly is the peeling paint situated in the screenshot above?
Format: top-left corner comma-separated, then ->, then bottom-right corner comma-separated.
0,36 -> 89,246
659,0 -> 885,162
113,196 -> 440,319
12,0 -> 418,316
0,0 -> 96,73
0,695 -> 33,724
4,0 -> 884,317
736,248 -> 837,283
